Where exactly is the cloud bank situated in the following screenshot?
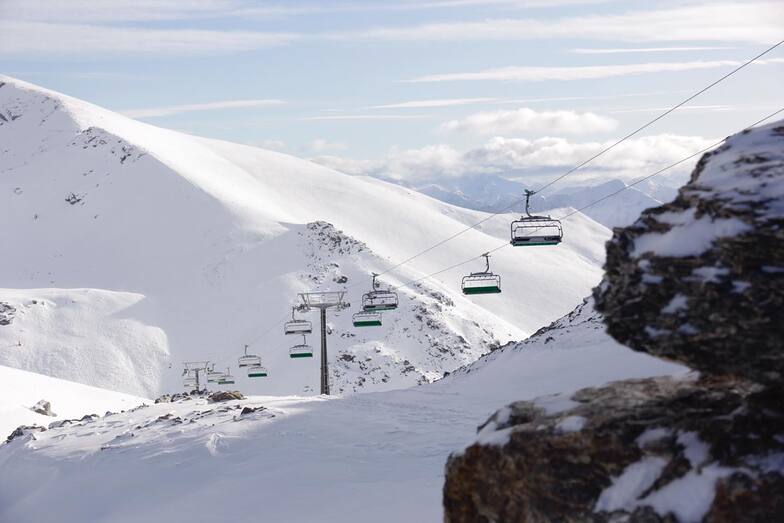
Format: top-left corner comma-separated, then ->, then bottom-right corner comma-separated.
312,134 -> 715,183
440,108 -> 617,135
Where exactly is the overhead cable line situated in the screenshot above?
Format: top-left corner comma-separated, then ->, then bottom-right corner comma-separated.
390,106 -> 784,293
373,40 -> 784,279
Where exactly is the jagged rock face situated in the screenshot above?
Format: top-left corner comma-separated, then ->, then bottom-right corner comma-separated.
594,121 -> 784,386
443,376 -> 784,523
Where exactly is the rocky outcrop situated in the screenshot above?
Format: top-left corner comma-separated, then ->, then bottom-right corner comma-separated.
208,391 -> 245,402
30,399 -> 55,417
444,121 -> 784,522
0,302 -> 15,326
444,375 -> 784,522
5,425 -> 46,444
594,121 -> 784,386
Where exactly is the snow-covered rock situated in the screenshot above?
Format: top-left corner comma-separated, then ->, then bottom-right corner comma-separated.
444,375 -> 784,523
0,364 -> 148,439
595,119 -> 784,386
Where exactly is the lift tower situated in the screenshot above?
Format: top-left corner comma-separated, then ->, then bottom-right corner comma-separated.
297,291 -> 347,395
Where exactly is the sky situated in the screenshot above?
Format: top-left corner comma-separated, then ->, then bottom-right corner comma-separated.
1,0 -> 782,187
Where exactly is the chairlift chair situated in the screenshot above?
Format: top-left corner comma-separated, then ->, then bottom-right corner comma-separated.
361,273 -> 399,311
238,344 -> 262,367
206,365 -> 225,383
461,253 -> 502,295
217,367 -> 235,385
183,376 -> 197,388
247,364 -> 268,378
284,307 -> 312,335
353,310 -> 382,327
510,189 -> 563,246
289,334 -> 314,358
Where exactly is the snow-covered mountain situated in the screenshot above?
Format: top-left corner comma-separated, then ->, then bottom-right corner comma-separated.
0,76 -> 609,398
399,174 -> 678,228
0,298 -> 686,523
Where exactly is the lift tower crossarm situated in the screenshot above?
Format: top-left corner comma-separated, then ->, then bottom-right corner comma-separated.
297,291 -> 347,395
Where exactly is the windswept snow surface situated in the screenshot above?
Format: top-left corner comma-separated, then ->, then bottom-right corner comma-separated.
0,365 -> 148,438
0,299 -> 686,523
0,75 -> 609,397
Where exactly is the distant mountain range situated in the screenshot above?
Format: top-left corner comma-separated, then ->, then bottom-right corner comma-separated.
389,174 -> 683,229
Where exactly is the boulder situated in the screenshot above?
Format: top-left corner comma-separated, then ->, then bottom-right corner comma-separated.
208,391 -> 245,403
443,375 -> 784,522
594,121 -> 784,386
30,399 -> 55,417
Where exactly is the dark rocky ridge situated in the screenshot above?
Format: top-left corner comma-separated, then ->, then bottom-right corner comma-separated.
443,120 -> 784,522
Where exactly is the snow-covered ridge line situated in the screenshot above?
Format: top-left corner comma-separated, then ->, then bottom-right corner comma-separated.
1,75 -> 608,398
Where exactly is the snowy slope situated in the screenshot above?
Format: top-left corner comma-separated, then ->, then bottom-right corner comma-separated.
0,75 -> 609,397
0,299 -> 686,523
0,364 -> 147,439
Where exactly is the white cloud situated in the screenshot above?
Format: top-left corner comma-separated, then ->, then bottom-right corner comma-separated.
0,0 -> 612,23
572,46 -> 738,54
0,21 -> 297,55
606,104 -> 736,115
441,107 -> 617,135
312,134 -> 715,183
301,114 -> 428,121
309,139 -> 347,153
495,90 -> 692,105
409,60 -> 743,82
332,3 -> 783,44
121,99 -> 286,118
253,139 -> 287,151
370,98 -> 498,109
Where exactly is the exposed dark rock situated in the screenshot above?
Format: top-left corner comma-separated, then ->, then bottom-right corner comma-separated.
444,376 -> 784,523
65,192 -> 84,205
6,425 -> 46,444
240,406 -> 265,415
0,302 -> 16,325
154,394 -> 172,404
594,121 -> 784,386
208,391 -> 245,402
30,399 -> 55,417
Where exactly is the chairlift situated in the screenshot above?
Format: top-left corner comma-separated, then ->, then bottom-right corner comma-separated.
284,307 -> 312,335
353,310 -> 382,327
289,334 -> 314,359
238,344 -> 262,368
183,376 -> 197,388
247,364 -> 268,378
206,364 -> 225,383
461,253 -> 501,295
361,273 -> 399,311
217,367 -> 235,385
510,189 -> 563,246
